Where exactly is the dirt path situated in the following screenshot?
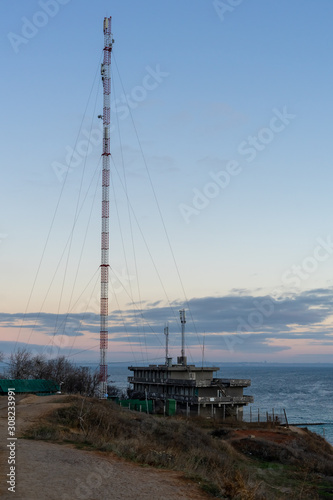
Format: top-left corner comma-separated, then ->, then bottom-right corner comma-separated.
0,395 -> 209,500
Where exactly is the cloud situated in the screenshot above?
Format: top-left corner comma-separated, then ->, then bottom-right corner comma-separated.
0,312 -> 86,337
1,288 -> 333,355
0,340 -> 74,358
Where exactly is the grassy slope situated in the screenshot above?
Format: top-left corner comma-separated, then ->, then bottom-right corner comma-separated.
23,396 -> 333,500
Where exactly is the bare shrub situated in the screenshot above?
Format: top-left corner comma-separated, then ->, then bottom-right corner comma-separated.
5,349 -> 99,396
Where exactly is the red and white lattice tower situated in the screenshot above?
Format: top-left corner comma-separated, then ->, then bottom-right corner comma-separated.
99,17 -> 113,398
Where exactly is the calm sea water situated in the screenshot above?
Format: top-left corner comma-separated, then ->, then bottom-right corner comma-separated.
219,364 -> 333,445
97,362 -> 333,445
2,361 -> 331,442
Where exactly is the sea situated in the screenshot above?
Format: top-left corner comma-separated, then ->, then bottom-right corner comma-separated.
1,361 -> 331,444
96,362 -> 333,445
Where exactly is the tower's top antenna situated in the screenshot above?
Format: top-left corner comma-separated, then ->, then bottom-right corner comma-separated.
103,17 -> 109,33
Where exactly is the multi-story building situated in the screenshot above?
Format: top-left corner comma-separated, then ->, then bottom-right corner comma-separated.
128,359 -> 253,419
128,310 -> 253,419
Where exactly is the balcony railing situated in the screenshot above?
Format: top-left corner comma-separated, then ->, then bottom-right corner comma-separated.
198,395 -> 254,404
128,376 -> 196,386
141,391 -> 253,405
213,378 -> 251,387
128,376 -> 251,388
146,392 -> 197,403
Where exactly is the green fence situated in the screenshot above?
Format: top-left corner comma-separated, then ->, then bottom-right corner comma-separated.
115,398 -> 153,413
166,399 -> 176,416
0,379 -> 59,395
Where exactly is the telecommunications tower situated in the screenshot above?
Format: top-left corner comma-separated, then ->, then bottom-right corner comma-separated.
99,17 -> 113,398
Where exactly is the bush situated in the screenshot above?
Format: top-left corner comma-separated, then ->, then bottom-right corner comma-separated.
5,349 -> 99,396
25,425 -> 59,441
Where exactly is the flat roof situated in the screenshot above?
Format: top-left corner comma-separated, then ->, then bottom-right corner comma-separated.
128,365 -> 220,372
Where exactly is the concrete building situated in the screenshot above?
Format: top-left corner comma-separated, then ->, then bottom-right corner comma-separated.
128,361 -> 253,419
128,310 -> 253,419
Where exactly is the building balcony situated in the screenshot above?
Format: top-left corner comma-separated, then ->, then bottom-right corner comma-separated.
142,391 -> 253,406
146,392 -> 197,403
198,395 -> 254,404
213,378 -> 251,387
128,376 -> 251,388
128,376 -> 197,386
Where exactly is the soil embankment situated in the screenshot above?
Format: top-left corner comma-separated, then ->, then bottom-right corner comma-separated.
0,395 -> 209,500
1,394 -> 333,499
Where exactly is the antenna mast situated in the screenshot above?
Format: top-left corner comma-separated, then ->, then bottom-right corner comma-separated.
178,309 -> 187,365
164,323 -> 169,364
99,16 -> 113,398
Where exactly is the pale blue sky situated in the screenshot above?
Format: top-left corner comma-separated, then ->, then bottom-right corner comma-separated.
1,0 -> 333,363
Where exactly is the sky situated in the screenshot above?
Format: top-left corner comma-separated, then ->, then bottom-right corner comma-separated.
1,0 -> 333,366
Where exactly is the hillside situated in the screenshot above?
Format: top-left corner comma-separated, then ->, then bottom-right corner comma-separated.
1,395 -> 333,499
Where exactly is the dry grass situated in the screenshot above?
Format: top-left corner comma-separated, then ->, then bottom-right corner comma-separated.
231,429 -> 333,477
23,396 -> 333,500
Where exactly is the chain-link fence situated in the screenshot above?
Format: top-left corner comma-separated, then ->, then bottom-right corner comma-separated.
243,406 -> 288,426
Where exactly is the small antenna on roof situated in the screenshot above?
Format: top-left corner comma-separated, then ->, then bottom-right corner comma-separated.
202,333 -> 205,369
164,323 -> 170,366
177,309 -> 187,366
